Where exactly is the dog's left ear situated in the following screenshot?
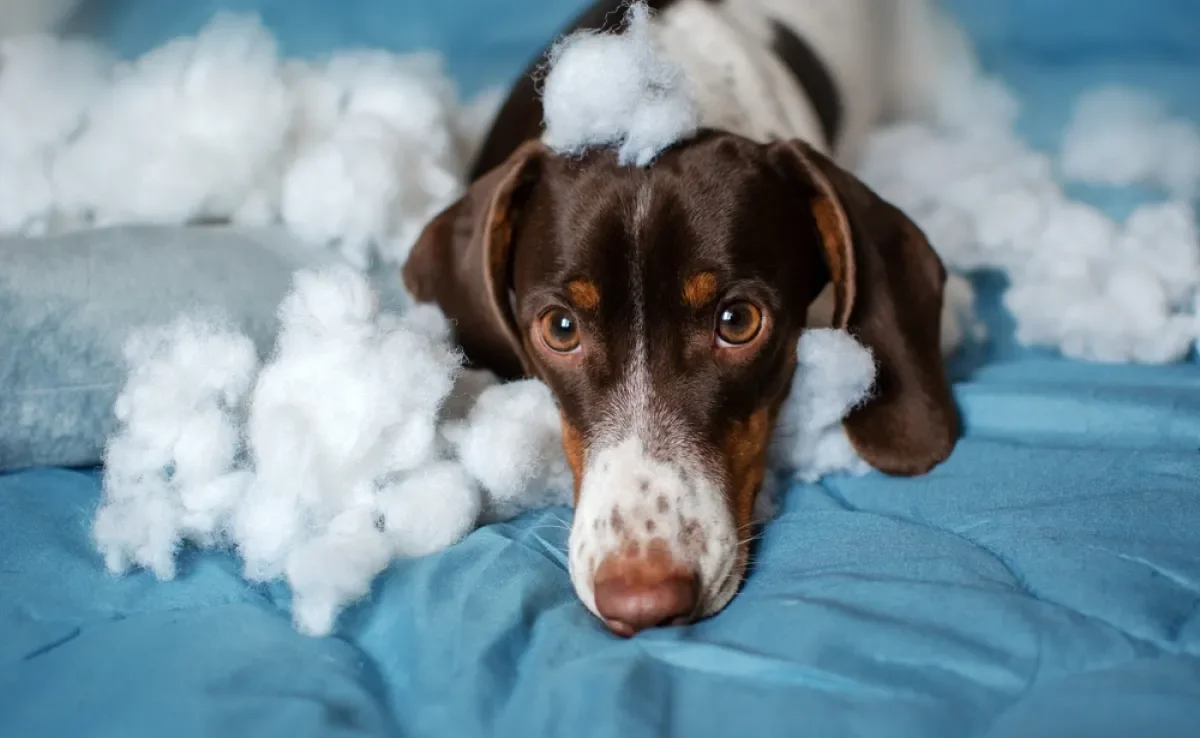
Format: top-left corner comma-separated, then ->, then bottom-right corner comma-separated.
402,139 -> 547,380
768,139 -> 959,476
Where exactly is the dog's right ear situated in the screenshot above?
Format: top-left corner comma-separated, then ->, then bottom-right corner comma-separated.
767,138 -> 959,477
403,139 -> 547,380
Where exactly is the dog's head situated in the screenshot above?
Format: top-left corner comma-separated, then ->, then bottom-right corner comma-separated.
403,131 -> 957,636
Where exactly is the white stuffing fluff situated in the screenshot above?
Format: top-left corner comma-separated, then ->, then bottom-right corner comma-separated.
235,266 -> 475,633
377,461 -> 482,558
770,329 -> 877,484
1002,200 -> 1200,363
97,266 -> 486,636
280,50 -> 467,269
540,0 -> 699,167
0,35 -> 109,158
443,379 -> 574,522
1060,86 -> 1200,199
52,13 -> 294,227
282,508 -> 395,638
94,315 -> 260,580
0,34 -> 109,233
0,13 -> 478,270
855,30 -> 1200,364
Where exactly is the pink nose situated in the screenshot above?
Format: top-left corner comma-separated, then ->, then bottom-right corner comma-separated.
592,552 -> 699,637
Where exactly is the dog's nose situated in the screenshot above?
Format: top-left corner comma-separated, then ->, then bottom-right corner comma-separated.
592,552 -> 699,636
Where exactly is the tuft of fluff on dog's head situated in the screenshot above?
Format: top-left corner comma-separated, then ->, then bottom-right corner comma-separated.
538,0 -> 700,167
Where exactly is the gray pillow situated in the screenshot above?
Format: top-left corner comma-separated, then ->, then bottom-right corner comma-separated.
0,224 -> 399,472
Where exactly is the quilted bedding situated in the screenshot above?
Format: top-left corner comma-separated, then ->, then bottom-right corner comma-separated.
2,1 -> 1200,736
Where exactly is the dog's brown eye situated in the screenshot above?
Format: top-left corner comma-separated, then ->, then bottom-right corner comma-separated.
716,301 -> 762,346
540,308 -> 581,353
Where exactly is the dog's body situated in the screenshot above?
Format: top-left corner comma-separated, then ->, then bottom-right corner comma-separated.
473,0 -> 940,177
405,0 -> 958,637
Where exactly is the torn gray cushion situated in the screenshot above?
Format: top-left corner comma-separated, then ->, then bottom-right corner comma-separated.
0,224 -> 382,471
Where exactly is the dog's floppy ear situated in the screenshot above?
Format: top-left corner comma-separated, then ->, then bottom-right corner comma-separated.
769,139 -> 959,476
402,140 -> 547,380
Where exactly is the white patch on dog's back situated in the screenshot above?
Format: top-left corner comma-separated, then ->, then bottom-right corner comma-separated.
653,0 -> 829,152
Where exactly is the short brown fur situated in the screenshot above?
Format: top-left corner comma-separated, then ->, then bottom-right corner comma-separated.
682,272 -> 719,308
561,420 -> 586,503
721,407 -> 773,537
567,280 -> 602,311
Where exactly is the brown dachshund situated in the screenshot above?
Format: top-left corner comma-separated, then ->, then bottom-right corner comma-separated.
403,0 -> 958,636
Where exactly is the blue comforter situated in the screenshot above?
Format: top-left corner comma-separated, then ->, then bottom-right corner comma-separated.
3,1 -> 1200,736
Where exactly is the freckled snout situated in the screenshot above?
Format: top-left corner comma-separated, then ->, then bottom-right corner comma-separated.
569,437 -> 742,635
593,548 -> 699,636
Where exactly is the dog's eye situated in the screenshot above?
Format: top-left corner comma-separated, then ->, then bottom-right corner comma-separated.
540,308 -> 581,353
716,301 -> 763,346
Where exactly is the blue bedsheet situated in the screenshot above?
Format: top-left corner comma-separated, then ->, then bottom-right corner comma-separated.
4,1 -> 1200,736
4,352 -> 1200,737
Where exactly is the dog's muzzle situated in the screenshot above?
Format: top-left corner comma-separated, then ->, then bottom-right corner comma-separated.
567,436 -> 741,636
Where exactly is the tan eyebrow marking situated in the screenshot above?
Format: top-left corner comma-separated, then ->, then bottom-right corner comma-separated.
682,272 -> 719,308
567,280 -> 601,311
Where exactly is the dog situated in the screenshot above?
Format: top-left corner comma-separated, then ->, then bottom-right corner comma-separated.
403,0 -> 959,637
